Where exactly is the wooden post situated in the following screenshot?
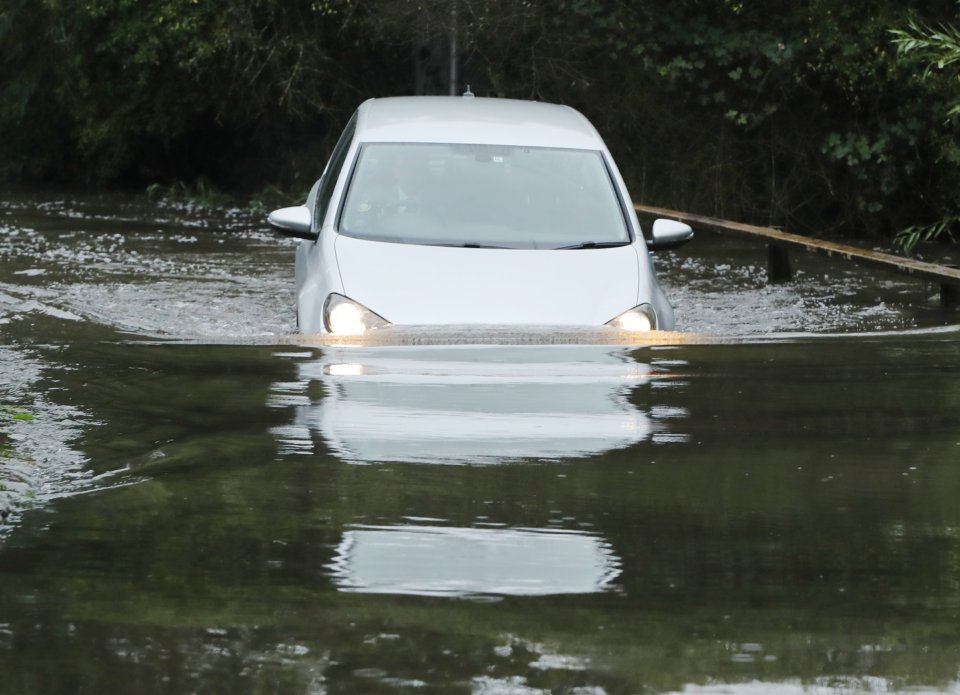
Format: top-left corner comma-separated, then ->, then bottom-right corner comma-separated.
768,244 -> 792,283
941,281 -> 960,308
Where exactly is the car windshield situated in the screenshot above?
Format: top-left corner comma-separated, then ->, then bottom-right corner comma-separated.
338,143 -> 630,249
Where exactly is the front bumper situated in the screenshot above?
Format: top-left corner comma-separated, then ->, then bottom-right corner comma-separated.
288,325 -> 706,347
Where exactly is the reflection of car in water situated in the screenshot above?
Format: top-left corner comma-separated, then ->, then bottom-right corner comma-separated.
328,525 -> 621,597
271,346 -> 677,465
266,346 -> 688,598
267,95 -> 693,335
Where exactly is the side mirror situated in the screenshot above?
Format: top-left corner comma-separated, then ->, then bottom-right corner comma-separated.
648,218 -> 694,251
268,206 -> 316,240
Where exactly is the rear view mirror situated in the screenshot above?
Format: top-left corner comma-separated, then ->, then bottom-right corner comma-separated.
648,218 -> 693,251
268,206 -> 315,240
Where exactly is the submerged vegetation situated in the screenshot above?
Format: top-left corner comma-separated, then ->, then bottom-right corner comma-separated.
0,404 -> 36,521
0,406 -> 36,423
1,0 -> 960,249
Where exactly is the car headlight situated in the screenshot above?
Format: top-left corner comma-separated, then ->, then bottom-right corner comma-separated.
323,294 -> 390,335
606,304 -> 657,332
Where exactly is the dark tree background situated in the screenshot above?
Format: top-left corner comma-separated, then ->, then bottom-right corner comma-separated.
2,0 -> 959,246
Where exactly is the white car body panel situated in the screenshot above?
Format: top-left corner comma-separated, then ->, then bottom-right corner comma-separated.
333,236 -> 642,326
295,227 -> 342,332
355,96 -> 602,149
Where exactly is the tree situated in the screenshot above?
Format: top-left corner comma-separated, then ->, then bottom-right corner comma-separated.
0,0 -> 391,186
890,3 -> 960,251
1,0 -> 959,252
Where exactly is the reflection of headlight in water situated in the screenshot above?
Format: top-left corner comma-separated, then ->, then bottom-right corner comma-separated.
325,363 -> 365,377
327,525 -> 621,597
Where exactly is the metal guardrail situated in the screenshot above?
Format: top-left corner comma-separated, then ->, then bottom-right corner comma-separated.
635,204 -> 960,308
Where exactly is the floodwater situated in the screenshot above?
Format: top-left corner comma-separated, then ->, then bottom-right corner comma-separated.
1,191 -> 960,694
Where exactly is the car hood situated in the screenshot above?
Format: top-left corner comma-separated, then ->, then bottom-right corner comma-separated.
335,236 -> 641,326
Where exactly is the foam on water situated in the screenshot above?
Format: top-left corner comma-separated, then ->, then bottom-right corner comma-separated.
3,192 -> 956,342
0,347 -> 95,533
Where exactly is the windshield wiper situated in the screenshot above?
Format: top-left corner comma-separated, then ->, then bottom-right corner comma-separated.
555,241 -> 629,250
428,242 -> 509,249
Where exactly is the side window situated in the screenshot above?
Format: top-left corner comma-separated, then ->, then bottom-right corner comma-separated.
313,112 -> 358,232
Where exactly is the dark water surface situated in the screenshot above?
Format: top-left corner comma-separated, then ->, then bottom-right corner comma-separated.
2,193 -> 960,694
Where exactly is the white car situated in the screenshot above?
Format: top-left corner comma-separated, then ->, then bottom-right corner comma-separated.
268,95 -> 692,335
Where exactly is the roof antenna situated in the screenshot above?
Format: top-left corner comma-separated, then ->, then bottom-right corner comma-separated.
462,85 -> 474,98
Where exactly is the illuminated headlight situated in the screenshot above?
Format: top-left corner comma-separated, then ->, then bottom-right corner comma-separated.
606,304 -> 657,332
323,294 -> 390,336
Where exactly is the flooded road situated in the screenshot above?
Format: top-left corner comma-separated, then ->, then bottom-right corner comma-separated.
1,192 -> 960,694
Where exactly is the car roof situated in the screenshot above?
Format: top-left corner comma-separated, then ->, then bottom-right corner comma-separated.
354,96 -> 606,150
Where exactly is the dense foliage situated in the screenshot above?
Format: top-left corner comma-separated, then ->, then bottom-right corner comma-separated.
891,6 -> 960,249
2,0 -> 959,246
